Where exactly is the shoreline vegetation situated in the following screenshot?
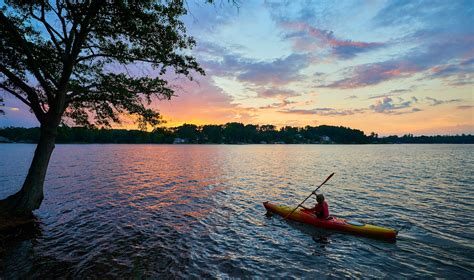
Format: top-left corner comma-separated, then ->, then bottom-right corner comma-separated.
1,124 -> 472,144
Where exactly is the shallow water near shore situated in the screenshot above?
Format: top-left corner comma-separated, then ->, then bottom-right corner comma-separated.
1,144 -> 473,278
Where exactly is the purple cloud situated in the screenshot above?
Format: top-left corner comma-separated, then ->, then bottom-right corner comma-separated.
368,88 -> 412,100
322,39 -> 474,89
322,60 -> 418,89
320,0 -> 474,89
257,88 -> 299,98
280,21 -> 384,59
426,57 -> 474,80
279,107 -> 366,116
237,54 -> 310,85
369,97 -> 415,114
258,99 -> 296,109
425,97 -> 463,106
200,50 -> 311,86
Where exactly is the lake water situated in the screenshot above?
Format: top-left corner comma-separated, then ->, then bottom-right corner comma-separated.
0,144 -> 473,278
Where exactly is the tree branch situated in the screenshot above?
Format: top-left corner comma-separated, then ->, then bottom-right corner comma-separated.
0,11 -> 55,100
0,84 -> 31,107
77,53 -> 165,64
56,0 -> 105,115
29,5 -> 64,54
53,1 -> 69,43
0,65 -> 46,121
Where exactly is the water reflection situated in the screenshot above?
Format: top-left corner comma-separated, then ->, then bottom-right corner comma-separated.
0,144 -> 473,278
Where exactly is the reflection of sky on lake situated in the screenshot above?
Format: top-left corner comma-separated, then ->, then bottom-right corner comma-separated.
0,144 -> 473,278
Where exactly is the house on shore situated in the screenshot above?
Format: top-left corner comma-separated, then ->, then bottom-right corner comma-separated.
320,135 -> 332,143
173,138 -> 187,144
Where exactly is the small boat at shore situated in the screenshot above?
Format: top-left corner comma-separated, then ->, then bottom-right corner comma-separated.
263,201 -> 398,241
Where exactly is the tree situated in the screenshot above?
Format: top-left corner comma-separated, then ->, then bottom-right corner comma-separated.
258,124 -> 277,143
280,126 -> 299,143
223,122 -> 245,143
0,0 -> 205,218
243,124 -> 258,143
175,123 -> 199,142
202,124 -> 223,143
0,97 -> 4,115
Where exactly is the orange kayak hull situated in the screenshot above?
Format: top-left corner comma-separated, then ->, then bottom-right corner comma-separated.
263,201 -> 398,241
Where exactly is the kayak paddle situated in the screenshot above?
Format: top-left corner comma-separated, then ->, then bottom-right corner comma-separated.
284,172 -> 335,219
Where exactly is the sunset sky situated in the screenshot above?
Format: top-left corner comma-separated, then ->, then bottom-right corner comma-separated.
1,0 -> 473,135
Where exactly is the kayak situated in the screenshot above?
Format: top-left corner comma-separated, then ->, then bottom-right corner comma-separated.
263,201 -> 398,241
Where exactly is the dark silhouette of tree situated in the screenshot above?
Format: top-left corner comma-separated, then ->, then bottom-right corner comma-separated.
280,126 -> 299,144
1,125 -> 473,144
151,127 -> 174,143
175,123 -> 199,142
202,124 -> 222,143
223,122 -> 245,143
243,124 -> 259,143
0,97 -> 4,114
0,0 -> 205,218
258,124 -> 277,143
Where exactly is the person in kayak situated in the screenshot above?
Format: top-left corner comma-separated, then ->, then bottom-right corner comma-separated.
302,193 -> 330,219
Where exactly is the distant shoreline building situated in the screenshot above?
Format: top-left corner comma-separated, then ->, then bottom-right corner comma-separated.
173,138 -> 187,144
320,135 -> 332,143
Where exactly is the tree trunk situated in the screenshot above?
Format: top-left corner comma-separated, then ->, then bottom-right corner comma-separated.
0,124 -> 57,218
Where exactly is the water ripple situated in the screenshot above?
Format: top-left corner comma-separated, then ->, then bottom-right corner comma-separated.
0,144 -> 473,278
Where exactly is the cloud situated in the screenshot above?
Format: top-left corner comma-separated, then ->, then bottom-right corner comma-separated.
373,0 -> 473,30
320,0 -> 474,89
368,88 -> 412,100
257,88 -> 299,98
279,107 -> 366,116
425,97 -> 463,106
457,105 -> 473,110
279,21 -> 384,59
322,60 -> 419,89
200,51 -> 311,86
426,58 -> 474,81
258,98 -> 296,109
236,54 -> 311,85
194,41 -> 231,58
369,97 -> 416,114
449,78 -> 474,87
322,38 -> 474,89
153,75 -> 256,126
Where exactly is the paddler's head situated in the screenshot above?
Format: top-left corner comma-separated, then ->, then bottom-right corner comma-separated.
316,194 -> 325,203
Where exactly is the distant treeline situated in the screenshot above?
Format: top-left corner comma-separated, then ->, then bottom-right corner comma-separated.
0,124 -> 473,144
